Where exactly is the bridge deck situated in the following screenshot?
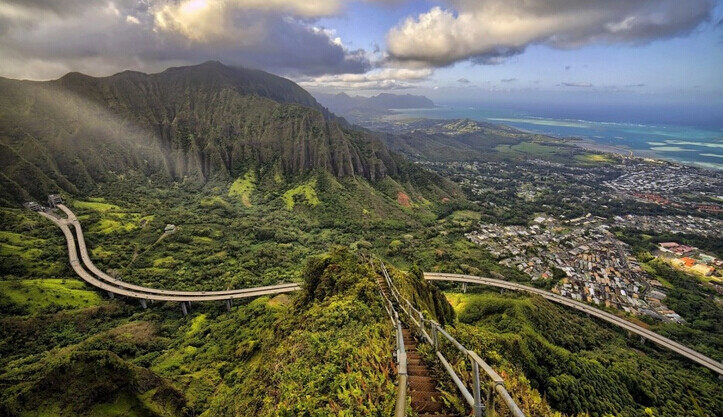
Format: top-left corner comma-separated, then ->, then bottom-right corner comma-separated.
55,204 -> 299,297
425,272 -> 723,376
39,210 -> 300,302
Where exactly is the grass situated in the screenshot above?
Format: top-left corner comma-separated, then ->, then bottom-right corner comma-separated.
0,279 -> 104,314
1,243 -> 42,260
92,219 -> 137,234
282,179 -> 320,210
228,170 -> 256,207
0,231 -> 46,246
187,314 -> 206,337
575,153 -> 614,163
509,141 -> 559,156
74,200 -> 123,212
91,245 -> 114,258
152,256 -> 178,268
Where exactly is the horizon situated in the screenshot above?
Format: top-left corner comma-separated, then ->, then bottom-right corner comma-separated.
1,1 -> 722,109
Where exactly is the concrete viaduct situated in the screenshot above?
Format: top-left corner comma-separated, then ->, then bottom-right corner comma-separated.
425,272 -> 723,377
36,204 -> 722,375
39,208 -> 300,314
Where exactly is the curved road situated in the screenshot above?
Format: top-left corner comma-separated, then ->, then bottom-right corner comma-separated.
55,204 -> 299,297
425,272 -> 723,376
39,211 -> 300,302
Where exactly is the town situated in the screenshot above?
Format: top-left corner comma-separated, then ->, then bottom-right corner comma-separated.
614,214 -> 722,238
466,215 -> 685,323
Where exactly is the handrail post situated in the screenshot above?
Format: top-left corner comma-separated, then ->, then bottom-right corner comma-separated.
432,324 -> 439,352
472,359 -> 483,417
486,383 -> 496,417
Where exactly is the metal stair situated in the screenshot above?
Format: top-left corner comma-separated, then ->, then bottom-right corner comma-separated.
377,275 -> 457,417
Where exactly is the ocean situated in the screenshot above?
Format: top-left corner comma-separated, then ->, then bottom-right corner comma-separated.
389,105 -> 723,170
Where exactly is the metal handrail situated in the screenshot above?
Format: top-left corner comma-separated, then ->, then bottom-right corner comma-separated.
372,260 -> 408,417
378,260 -> 526,417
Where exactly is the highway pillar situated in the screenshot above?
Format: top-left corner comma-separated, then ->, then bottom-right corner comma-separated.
640,336 -> 645,345
225,299 -> 232,312
107,291 -> 114,299
462,282 -> 467,293
140,299 -> 147,309
181,302 -> 188,316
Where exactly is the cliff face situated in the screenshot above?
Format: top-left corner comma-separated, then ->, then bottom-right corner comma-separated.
0,62 -> 399,203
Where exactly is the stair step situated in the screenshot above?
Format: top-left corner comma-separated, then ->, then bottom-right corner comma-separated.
412,399 -> 447,413
409,380 -> 437,391
408,365 -> 431,376
410,390 -> 442,401
418,414 -> 457,417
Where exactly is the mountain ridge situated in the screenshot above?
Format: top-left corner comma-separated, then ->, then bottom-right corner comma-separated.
0,62 -> 456,205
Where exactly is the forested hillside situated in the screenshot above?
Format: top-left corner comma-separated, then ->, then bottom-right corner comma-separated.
0,249 -> 398,416
0,61 -> 457,205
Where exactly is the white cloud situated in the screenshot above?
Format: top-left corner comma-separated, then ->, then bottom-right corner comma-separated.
298,67 -> 433,90
387,0 -> 714,66
0,0 -> 371,79
151,0 -> 398,42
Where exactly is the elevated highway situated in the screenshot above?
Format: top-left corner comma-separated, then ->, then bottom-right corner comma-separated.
425,272 -> 723,376
55,204 -> 299,298
38,211 -> 300,306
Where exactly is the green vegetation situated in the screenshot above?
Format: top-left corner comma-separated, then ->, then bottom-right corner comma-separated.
0,248 -> 399,416
282,178 -> 320,209
574,153 -> 614,164
228,170 -> 256,207
1,61 -> 720,416
0,279 -> 104,315
642,260 -> 723,361
74,200 -> 123,213
446,291 -> 723,417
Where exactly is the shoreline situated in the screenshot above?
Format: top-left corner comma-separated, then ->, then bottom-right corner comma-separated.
383,110 -> 722,171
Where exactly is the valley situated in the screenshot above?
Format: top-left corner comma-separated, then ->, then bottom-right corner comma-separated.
1,63 -> 722,417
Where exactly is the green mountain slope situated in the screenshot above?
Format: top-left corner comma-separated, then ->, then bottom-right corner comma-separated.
0,62 -> 455,205
377,118 -> 583,162
447,291 -> 723,417
0,248 -> 402,417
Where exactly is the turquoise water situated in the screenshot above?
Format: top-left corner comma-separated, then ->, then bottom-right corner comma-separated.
391,106 -> 723,170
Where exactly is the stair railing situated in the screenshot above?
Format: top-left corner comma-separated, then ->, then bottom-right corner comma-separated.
379,261 -> 525,417
374,262 -> 408,417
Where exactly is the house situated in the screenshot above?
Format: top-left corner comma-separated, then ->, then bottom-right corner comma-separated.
692,264 -> 715,276
680,257 -> 697,268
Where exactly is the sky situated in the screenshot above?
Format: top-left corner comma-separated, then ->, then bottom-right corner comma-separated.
1,0 -> 722,111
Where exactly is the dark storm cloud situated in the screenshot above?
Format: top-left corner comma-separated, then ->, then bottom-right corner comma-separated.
0,1 -> 370,79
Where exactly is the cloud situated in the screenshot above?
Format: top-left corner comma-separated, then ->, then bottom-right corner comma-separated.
0,0 -> 374,80
625,83 -> 646,88
387,0 -> 714,67
562,82 -> 593,87
501,78 -> 517,83
457,77 -> 470,84
565,65 -> 571,70
298,67 -> 433,90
